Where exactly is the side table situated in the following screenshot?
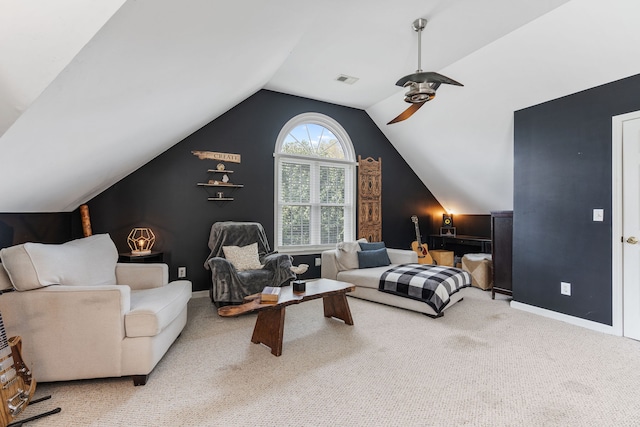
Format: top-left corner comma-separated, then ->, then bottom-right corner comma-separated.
118,251 -> 164,263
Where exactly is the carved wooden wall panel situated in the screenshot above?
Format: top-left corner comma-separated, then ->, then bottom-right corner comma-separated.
357,156 -> 382,242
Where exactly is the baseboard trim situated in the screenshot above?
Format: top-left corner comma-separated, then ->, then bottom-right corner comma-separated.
510,301 -> 619,336
191,290 -> 208,299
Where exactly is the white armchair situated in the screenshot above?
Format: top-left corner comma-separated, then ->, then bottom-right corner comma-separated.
0,234 -> 191,386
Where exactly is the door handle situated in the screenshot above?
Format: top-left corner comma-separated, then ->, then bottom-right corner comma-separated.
627,236 -> 639,244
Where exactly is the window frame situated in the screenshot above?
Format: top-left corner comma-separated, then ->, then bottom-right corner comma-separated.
274,113 -> 356,254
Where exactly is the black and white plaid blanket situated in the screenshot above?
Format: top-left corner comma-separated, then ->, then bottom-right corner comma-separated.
379,264 -> 471,313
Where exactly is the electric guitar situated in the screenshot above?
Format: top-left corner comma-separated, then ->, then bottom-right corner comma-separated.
411,215 -> 434,264
0,311 -> 36,427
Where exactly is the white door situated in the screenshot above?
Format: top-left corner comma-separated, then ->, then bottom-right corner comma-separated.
622,116 -> 640,340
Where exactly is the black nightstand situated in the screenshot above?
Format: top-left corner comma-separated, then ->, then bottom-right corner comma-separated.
118,251 -> 164,263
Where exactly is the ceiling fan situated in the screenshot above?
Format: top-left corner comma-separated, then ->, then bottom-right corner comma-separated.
388,18 -> 463,125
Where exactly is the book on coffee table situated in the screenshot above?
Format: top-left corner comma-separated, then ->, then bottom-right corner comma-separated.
260,286 -> 281,303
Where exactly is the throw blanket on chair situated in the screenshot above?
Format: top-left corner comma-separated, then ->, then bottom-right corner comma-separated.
204,222 -> 295,305
379,264 -> 471,314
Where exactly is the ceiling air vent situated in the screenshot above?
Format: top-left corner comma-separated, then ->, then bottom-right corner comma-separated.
335,74 -> 359,85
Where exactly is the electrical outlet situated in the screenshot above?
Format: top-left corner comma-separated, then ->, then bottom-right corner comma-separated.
593,208 -> 604,222
315,257 -> 321,267
178,267 -> 186,278
561,281 -> 571,296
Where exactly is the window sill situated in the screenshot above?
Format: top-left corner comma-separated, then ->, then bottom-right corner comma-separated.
275,247 -> 334,256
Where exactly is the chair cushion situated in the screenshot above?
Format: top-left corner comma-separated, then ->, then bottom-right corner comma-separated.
0,234 -> 118,291
125,280 -> 192,338
222,242 -> 262,271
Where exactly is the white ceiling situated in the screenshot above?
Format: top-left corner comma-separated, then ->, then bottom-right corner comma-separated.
1,0 -> 639,213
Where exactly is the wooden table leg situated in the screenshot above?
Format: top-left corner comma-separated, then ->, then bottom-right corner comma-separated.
251,307 -> 286,356
323,292 -> 354,325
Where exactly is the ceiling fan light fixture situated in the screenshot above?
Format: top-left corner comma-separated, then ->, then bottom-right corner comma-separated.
404,82 -> 436,103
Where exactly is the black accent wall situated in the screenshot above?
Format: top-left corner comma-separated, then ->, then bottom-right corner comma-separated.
83,90 -> 447,291
0,213 -> 80,248
514,73 -> 640,325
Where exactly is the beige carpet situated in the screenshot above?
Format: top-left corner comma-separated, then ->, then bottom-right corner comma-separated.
16,288 -> 640,426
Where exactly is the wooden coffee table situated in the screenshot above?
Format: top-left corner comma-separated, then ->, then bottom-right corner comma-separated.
218,279 -> 355,356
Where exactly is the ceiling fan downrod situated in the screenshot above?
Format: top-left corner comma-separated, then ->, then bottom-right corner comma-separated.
412,18 -> 427,73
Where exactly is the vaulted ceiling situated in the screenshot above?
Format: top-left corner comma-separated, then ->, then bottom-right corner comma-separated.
1,0 -> 639,213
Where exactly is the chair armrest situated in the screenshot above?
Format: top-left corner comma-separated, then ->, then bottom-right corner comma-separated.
207,257 -> 235,270
387,248 -> 418,264
0,285 -> 131,378
0,263 -> 12,291
116,263 -> 168,290
321,249 -> 340,280
262,253 -> 292,271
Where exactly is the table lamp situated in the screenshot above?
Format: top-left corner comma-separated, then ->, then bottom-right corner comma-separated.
127,228 -> 155,255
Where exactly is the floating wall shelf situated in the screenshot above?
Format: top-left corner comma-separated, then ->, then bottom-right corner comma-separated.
196,167 -> 243,202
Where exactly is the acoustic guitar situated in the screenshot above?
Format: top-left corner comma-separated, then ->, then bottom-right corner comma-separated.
0,311 -> 36,427
411,215 -> 434,264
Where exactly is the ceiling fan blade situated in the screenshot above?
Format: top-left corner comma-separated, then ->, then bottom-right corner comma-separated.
395,71 -> 463,87
387,102 -> 425,125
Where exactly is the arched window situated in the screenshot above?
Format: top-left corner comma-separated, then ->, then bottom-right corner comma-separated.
274,113 -> 356,253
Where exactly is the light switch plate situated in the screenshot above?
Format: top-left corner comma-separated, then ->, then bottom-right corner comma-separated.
593,209 -> 604,222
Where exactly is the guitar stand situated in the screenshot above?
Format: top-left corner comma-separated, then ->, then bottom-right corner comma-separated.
7,395 -> 61,427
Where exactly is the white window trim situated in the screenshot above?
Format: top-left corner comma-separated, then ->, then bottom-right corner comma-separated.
274,113 -> 356,254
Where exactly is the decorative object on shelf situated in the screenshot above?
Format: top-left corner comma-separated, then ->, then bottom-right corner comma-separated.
222,174 -> 229,183
191,150 -> 241,163
216,163 -> 225,171
216,192 -> 224,199
127,228 -> 156,255
357,156 -> 382,242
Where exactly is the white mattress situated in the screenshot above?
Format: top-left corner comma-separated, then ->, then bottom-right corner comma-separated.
337,265 -> 400,290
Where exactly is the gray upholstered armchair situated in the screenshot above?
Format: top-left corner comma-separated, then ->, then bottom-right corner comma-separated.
204,222 -> 295,307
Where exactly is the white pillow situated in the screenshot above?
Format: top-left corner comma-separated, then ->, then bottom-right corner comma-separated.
335,238 -> 367,271
0,234 -> 118,291
222,242 -> 262,271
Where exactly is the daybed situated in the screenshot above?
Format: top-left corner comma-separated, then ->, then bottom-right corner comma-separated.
321,241 -> 470,317
0,234 -> 192,385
